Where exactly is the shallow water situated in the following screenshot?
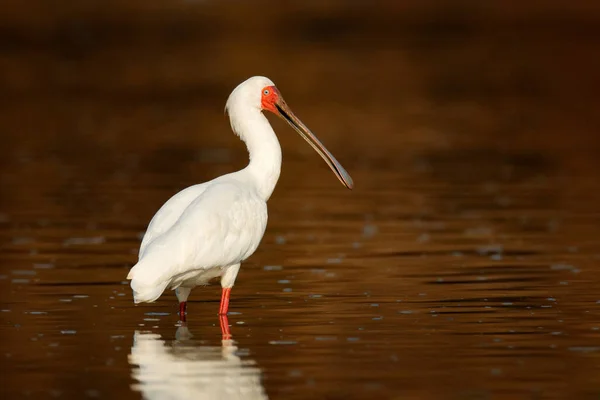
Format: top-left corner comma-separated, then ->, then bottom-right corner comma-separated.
2,2 -> 600,399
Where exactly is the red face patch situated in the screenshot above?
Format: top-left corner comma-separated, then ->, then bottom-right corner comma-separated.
260,85 -> 279,113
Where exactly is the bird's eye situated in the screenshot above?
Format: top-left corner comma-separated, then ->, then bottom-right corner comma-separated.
263,89 -> 270,96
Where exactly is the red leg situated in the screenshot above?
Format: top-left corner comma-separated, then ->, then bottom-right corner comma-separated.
219,314 -> 231,340
178,301 -> 187,322
219,287 -> 231,315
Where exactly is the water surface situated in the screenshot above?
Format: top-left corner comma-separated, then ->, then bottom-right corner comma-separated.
1,2 -> 600,399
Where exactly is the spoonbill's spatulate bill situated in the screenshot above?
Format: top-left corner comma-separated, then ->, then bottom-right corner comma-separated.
127,76 -> 353,320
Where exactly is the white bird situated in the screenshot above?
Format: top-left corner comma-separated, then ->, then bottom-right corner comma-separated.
127,76 -> 353,320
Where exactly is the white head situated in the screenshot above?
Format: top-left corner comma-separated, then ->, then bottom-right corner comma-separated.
225,76 -> 275,113
224,76 -> 354,190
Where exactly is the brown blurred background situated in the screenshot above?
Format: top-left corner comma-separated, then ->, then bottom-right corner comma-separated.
1,0 -> 599,219
1,1 -> 600,399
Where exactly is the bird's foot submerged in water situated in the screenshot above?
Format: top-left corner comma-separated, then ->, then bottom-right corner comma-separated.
176,288 -> 230,323
219,314 -> 231,340
178,301 -> 187,322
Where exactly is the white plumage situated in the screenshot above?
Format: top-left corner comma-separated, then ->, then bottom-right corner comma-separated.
127,76 -> 353,319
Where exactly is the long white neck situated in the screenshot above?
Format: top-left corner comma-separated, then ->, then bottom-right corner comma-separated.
228,106 -> 282,201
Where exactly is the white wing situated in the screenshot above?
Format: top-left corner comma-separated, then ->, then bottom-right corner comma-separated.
154,180 -> 267,272
128,179 -> 268,301
139,183 -> 209,259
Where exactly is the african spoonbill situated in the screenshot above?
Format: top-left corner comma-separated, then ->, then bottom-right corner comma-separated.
127,76 -> 353,320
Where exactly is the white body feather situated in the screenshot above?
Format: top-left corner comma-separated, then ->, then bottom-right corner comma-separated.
127,76 -> 281,304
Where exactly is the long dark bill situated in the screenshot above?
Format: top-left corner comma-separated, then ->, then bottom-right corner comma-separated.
275,102 -> 353,189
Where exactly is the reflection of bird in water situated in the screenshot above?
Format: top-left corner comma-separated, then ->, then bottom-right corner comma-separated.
126,76 -> 353,320
129,316 -> 268,400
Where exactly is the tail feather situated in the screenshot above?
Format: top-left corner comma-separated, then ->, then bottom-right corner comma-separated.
130,279 -> 169,304
127,258 -> 170,304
